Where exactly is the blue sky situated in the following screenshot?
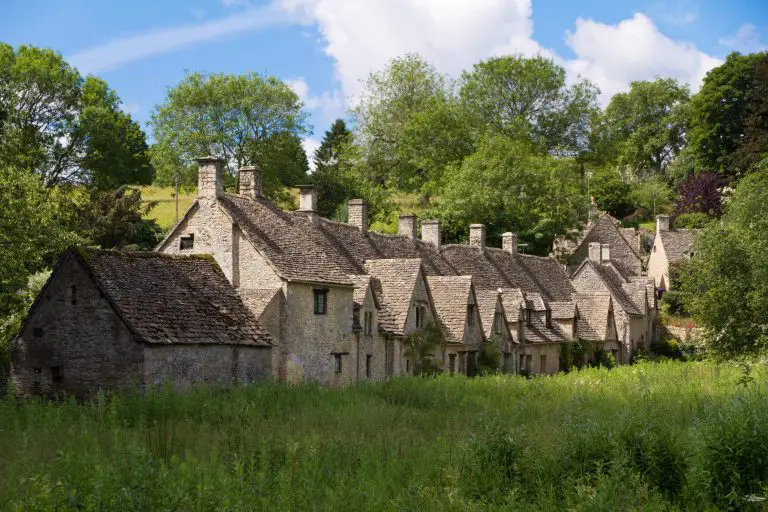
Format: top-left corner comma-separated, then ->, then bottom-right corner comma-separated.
3,0 -> 767,158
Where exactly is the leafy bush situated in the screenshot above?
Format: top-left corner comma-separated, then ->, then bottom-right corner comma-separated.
675,212 -> 711,229
592,350 -> 615,369
651,338 -> 682,359
661,290 -> 687,316
403,324 -> 445,376
477,338 -> 501,375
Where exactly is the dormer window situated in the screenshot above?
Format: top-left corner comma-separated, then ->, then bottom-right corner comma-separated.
525,309 -> 532,326
545,310 -> 552,328
364,311 -> 374,335
467,304 -> 475,327
494,312 -> 503,336
415,303 -> 427,328
180,234 -> 194,250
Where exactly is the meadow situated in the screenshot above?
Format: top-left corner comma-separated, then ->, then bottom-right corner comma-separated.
1,362 -> 768,510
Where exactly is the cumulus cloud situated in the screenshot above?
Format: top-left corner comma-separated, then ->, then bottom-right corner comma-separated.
719,23 -> 767,54
565,13 -> 721,104
287,77 -> 345,123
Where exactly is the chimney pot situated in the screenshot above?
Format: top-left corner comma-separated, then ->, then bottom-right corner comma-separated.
656,215 -> 670,232
398,214 -> 417,240
588,242 -> 602,263
502,232 -> 518,254
348,199 -> 368,233
298,185 -> 318,223
197,156 -> 226,199
421,220 -> 441,248
469,224 -> 486,248
238,164 -> 262,199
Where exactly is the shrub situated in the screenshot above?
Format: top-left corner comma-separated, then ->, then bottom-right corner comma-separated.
661,290 -> 687,316
675,212 -> 711,229
592,350 -> 615,369
477,338 -> 501,375
651,339 -> 682,359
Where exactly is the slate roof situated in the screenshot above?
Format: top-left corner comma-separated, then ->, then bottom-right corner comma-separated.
576,294 -> 614,342
549,300 -> 577,319
524,313 -> 570,344
426,276 -> 474,344
580,261 -> 643,316
659,229 -> 699,262
364,259 -> 424,335
71,248 -> 272,346
348,274 -> 380,308
237,288 -> 282,318
217,194 -> 351,286
500,288 -> 525,321
475,289 -> 505,340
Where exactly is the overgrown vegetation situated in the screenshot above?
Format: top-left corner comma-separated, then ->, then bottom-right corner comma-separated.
1,362 -> 767,509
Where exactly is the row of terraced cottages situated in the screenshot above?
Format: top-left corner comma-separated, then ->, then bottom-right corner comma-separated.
10,157 -> 657,397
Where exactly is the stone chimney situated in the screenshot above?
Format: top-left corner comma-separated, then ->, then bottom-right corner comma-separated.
421,220 -> 441,248
298,185 -> 318,223
589,196 -> 599,224
601,244 -> 611,262
238,164 -> 262,199
502,232 -> 518,254
398,214 -> 417,240
656,215 -> 670,232
348,199 -> 368,233
197,156 -> 226,199
469,224 -> 486,248
589,242 -> 602,263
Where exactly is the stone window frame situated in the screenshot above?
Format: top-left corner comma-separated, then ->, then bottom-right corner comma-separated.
180,233 -> 194,250
414,302 -> 427,328
313,288 -> 328,315
493,312 -> 504,336
364,310 -> 374,336
333,353 -> 343,374
365,354 -> 372,378
545,310 -> 552,328
467,304 -> 476,328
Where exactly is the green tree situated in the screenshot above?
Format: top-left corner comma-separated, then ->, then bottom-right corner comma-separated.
688,52 -> 766,176
459,55 -> 599,155
629,177 -> 674,219
681,157 -> 768,360
732,53 -> 768,173
250,131 -> 309,207
588,165 -> 633,219
312,119 -> 354,218
0,44 -> 153,188
601,78 -> 690,178
149,71 -> 309,200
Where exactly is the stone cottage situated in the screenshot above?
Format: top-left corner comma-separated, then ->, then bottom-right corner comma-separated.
647,215 -> 699,294
11,248 -> 273,398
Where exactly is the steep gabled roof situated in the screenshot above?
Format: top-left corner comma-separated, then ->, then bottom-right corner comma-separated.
65,248 -> 272,346
574,259 -> 642,316
524,313 -> 570,344
576,294 -> 614,342
475,289 -> 507,340
348,274 -> 380,309
659,229 -> 699,262
217,194 -> 351,286
364,259 -> 425,335
237,287 -> 282,318
426,276 -> 475,344
500,288 -> 525,320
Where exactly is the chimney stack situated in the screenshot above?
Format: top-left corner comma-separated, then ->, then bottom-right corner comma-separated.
601,244 -> 611,262
398,214 -> 417,240
421,220 -> 441,248
348,199 -> 368,233
588,242 -> 602,263
298,185 -> 318,224
197,156 -> 226,199
469,224 -> 486,248
502,232 -> 518,254
238,164 -> 262,199
656,215 -> 670,232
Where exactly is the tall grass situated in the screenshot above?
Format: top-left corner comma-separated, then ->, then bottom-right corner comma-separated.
1,362 -> 767,510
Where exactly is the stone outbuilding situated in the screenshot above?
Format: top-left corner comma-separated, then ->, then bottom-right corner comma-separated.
11,248 -> 273,398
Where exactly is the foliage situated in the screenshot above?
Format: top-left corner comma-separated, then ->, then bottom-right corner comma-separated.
459,55 -> 599,156
437,136 -> 586,253
688,51 -> 766,177
588,165 -> 634,219
0,44 -> 153,188
149,71 -> 309,201
628,176 -> 674,219
476,338 -> 501,375
650,338 -> 682,359
674,212 -> 711,229
732,53 -> 768,174
591,350 -> 615,369
3,363 -> 767,509
674,172 -> 723,217
0,270 -> 50,367
680,158 -> 768,360
312,119 -> 355,219
600,78 -> 690,177
249,131 -> 309,207
402,324 -> 445,376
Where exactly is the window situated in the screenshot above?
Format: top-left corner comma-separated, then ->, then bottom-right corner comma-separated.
449,354 -> 456,374
33,367 -> 42,374
353,305 -> 360,330
525,309 -> 532,326
519,353 -> 526,371
545,310 -> 552,328
540,355 -> 547,374
70,285 -> 77,305
364,311 -> 374,335
314,289 -> 328,315
366,354 -> 372,378
51,366 -> 62,382
180,234 -> 194,250
653,244 -> 657,253
494,312 -> 503,336
467,304 -> 475,327
406,359 -> 411,373
415,304 -> 427,328
333,353 -> 342,374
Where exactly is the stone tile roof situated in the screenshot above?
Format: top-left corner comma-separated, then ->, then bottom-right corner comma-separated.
524,292 -> 547,311
237,288 -> 281,318
659,229 -> 699,263
575,294 -> 613,342
500,288 -> 525,320
589,262 -> 643,316
348,274 -> 379,308
549,300 -> 576,319
364,259 -> 424,335
524,314 -> 569,344
297,216 -> 457,276
426,276 -> 474,344
73,248 -> 272,346
475,289 -> 504,340
217,194 -> 351,286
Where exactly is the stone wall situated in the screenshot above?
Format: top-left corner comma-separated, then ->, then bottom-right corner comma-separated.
233,225 -> 283,289
522,343 -> 561,375
143,344 -> 272,392
356,287 -> 385,381
11,257 -> 144,398
647,235 -> 669,289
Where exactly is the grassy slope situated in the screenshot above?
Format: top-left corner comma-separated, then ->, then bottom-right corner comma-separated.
2,362 -> 767,510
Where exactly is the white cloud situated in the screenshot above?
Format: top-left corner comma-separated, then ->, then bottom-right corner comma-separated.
287,77 -> 345,125
277,0 -> 550,102
565,13 -> 722,104
301,137 -> 321,172
649,0 -> 698,27
120,102 -> 140,116
68,4 -> 289,74
719,23 -> 767,54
